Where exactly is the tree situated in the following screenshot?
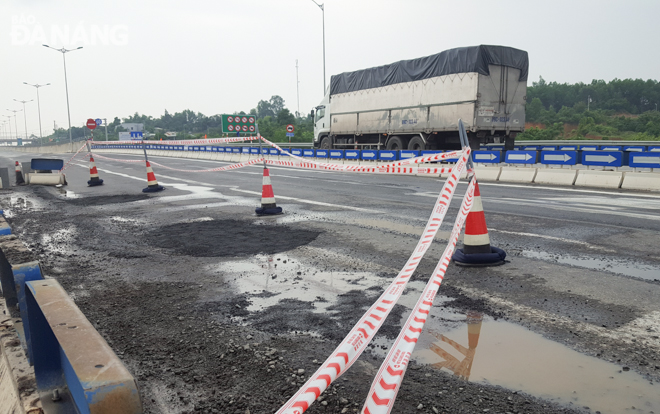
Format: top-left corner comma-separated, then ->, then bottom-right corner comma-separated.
269,95 -> 285,114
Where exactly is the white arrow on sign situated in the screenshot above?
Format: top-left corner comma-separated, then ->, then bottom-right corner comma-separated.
585,154 -> 617,163
544,153 -> 572,162
331,152 -> 341,156
475,153 -> 496,161
363,152 -> 375,157
508,153 -> 533,161
347,151 -> 358,157
381,153 -> 394,158
634,156 -> 660,164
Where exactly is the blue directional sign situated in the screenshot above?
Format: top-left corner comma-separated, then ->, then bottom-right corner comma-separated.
95,118 -> 102,126
250,147 -> 260,154
303,149 -> 315,157
629,152 -> 660,168
291,149 -> 303,156
260,148 -> 269,154
269,148 -> 280,155
523,146 -> 539,151
280,149 -> 291,156
472,150 -> 501,164
239,147 -> 248,153
378,150 -> 398,161
540,146 -> 557,151
581,151 -> 623,167
400,150 -> 420,159
329,149 -> 344,159
559,146 -> 578,150
315,149 -> 328,158
580,145 -> 598,151
344,150 -> 360,160
361,150 -> 378,161
286,132 -> 295,137
624,146 -> 646,152
505,150 -> 538,164
206,146 -> 213,152
540,151 -> 577,165
230,147 -> 239,153
649,146 -> 660,152
600,145 -> 622,151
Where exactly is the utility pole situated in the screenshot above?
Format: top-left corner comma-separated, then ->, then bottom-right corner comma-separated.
587,95 -> 591,111
2,116 -> 11,142
103,118 -> 108,141
7,109 -> 22,143
296,59 -> 300,118
13,99 -> 33,141
310,0 -> 326,93
24,82 -> 50,143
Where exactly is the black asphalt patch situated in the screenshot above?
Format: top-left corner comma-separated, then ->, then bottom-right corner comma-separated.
63,194 -> 151,206
146,219 -> 321,257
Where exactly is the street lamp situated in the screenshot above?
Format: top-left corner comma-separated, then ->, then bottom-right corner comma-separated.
24,82 -> 50,141
43,44 -> 83,151
6,109 -> 22,142
310,0 -> 326,93
13,99 -> 33,141
2,116 -> 11,142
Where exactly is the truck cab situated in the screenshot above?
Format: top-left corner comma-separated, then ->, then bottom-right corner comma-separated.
313,94 -> 331,148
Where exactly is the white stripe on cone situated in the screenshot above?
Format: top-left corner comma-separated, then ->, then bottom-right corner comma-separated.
261,196 -> 276,204
464,233 -> 491,246
470,194 -> 484,213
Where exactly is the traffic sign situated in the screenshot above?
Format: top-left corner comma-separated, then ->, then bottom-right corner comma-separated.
629,152 -> 660,168
286,132 -> 295,137
221,114 -> 255,133
540,151 -> 577,165
286,124 -> 295,133
504,150 -> 538,164
86,118 -> 97,130
345,150 -> 360,160
378,151 -> 398,161
581,151 -> 623,167
361,150 -> 378,161
472,150 -> 501,163
95,118 -> 103,126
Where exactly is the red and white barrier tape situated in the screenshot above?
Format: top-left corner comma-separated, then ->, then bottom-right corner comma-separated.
90,136 -> 259,146
60,142 -> 90,172
361,179 -> 476,414
275,148 -> 472,414
266,159 -> 452,175
88,153 -> 144,163
89,153 -> 266,172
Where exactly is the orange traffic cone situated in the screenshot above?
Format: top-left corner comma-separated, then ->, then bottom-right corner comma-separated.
87,156 -> 104,186
255,167 -> 282,215
452,180 -> 505,266
142,161 -> 164,193
15,161 -> 25,185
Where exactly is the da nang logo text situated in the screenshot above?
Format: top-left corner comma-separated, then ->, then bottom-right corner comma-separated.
11,15 -> 128,46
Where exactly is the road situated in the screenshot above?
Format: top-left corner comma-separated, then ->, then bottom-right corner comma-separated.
2,148 -> 660,414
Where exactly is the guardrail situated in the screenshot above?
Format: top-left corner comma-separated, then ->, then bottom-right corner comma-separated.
92,143 -> 660,170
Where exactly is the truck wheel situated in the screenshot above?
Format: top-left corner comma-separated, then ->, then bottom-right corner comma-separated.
408,137 -> 425,151
320,137 -> 331,149
386,136 -> 404,150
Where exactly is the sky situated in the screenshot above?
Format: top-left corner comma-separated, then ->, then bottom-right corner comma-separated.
1,0 -> 659,138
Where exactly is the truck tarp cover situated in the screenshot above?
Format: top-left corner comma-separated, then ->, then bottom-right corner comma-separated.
330,45 -> 528,95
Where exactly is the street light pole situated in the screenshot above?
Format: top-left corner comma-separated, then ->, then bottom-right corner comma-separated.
2,116 -> 11,142
24,82 -> 50,142
7,109 -> 22,143
13,99 -> 33,141
310,0 -> 326,93
43,44 -> 83,151
103,118 -> 108,141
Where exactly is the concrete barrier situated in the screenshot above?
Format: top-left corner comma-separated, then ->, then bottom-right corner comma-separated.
574,169 -> 624,189
474,166 -> 502,181
534,168 -> 579,186
499,167 -> 538,183
621,172 -> 660,191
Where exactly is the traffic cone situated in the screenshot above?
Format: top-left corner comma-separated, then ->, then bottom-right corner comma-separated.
255,167 -> 282,216
142,161 -> 164,193
452,180 -> 506,266
15,161 -> 25,185
87,156 -> 104,186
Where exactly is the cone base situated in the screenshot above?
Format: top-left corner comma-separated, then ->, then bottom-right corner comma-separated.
255,206 -> 283,216
87,178 -> 104,186
452,246 -> 507,267
143,185 -> 165,193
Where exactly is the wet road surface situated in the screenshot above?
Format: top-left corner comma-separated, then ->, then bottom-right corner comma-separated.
1,149 -> 660,414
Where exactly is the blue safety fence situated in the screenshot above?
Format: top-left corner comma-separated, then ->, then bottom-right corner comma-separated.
94,143 -> 660,168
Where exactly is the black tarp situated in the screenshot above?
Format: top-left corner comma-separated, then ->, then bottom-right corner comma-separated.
329,45 -> 528,95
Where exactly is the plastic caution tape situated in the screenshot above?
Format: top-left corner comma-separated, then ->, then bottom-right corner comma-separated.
361,179 -> 476,414
89,153 -> 265,172
60,142 -> 90,172
266,160 -> 452,175
260,136 -> 463,170
275,148 -> 472,414
90,136 -> 259,146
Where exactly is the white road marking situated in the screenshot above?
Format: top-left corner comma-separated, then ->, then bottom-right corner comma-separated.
487,229 -> 615,251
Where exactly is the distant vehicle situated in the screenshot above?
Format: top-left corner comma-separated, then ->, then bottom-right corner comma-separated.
312,45 -> 528,151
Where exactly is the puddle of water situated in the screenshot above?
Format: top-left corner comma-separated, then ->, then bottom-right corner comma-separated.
41,228 -> 76,254
372,310 -> 660,414
522,250 -> 660,281
208,253 -> 385,313
56,188 -> 79,198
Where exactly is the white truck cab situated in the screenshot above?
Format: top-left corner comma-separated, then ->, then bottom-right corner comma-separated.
313,94 -> 331,148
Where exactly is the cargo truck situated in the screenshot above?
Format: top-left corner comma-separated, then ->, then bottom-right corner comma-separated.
312,45 -> 528,151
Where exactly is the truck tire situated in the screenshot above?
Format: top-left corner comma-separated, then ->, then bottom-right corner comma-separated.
408,136 -> 425,151
386,136 -> 404,150
320,136 -> 331,149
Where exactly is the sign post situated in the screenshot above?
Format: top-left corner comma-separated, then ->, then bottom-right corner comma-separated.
86,118 -> 97,151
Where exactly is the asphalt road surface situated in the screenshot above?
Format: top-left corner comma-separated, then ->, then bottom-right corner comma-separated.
2,148 -> 660,414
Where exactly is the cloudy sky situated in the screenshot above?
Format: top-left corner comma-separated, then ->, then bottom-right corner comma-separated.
1,0 -> 659,137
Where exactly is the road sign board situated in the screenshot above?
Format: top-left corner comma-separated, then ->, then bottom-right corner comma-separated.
329,150 -> 344,159
221,114 -> 255,133
505,150 -> 538,164
624,146 -> 645,152
629,152 -> 660,168
286,132 -> 295,137
400,150 -> 420,159
286,124 -> 295,133
600,146 -> 622,151
303,149 -> 315,157
361,150 -> 377,161
472,150 -> 501,163
316,149 -> 328,158
378,151 -> 398,161
95,118 -> 102,126
345,150 -> 360,159
581,151 -> 623,167
540,151 -> 577,165
86,118 -> 97,130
